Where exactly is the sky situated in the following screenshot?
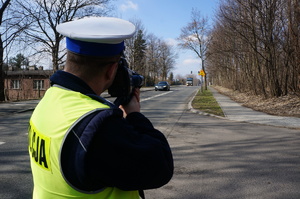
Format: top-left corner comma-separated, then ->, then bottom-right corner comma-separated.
111,0 -> 219,78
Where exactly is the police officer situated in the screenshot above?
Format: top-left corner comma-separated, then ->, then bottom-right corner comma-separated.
28,17 -> 173,199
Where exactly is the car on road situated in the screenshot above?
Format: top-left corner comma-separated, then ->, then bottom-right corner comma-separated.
155,81 -> 170,91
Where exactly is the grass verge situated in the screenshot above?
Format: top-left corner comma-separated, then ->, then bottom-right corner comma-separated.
192,88 -> 225,117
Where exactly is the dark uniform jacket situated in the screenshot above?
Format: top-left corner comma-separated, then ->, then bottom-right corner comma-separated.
51,71 -> 174,192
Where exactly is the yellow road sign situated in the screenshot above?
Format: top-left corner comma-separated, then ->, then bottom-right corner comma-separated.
199,69 -> 205,76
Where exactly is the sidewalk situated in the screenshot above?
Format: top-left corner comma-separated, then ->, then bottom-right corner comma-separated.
0,100 -> 40,116
208,87 -> 300,129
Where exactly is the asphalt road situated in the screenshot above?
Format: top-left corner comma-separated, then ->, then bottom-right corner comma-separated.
0,111 -> 33,199
0,86 -> 299,199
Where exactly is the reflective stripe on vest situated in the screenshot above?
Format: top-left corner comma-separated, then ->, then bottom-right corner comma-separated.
29,86 -> 139,199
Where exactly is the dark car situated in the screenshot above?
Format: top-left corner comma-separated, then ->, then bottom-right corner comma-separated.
155,81 -> 170,91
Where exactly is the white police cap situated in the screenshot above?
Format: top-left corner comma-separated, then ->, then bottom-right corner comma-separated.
56,17 -> 136,56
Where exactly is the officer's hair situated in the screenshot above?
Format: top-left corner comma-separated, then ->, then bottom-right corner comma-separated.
65,51 -> 121,77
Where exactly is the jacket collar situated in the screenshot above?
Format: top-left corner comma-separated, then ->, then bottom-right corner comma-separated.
50,70 -> 96,95
50,70 -> 116,108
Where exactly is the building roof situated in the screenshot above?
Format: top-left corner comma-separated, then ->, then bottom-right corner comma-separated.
5,70 -> 54,77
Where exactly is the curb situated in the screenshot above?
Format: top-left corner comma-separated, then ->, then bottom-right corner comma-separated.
16,108 -> 36,113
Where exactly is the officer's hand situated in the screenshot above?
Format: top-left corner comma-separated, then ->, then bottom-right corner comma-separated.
119,88 -> 140,117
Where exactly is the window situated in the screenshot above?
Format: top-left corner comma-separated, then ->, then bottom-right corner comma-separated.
11,80 -> 20,89
33,80 -> 44,90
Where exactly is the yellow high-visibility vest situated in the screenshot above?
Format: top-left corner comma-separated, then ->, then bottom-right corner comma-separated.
28,86 -> 139,199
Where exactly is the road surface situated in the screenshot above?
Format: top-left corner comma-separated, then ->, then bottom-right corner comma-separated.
0,86 -> 299,199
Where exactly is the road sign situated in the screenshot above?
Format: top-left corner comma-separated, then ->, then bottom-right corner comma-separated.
199,69 -> 205,76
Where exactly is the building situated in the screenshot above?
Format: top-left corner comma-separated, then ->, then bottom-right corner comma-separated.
4,68 -> 54,101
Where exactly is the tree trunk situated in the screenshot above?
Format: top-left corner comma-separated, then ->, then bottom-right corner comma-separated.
0,0 -> 11,101
0,37 -> 4,101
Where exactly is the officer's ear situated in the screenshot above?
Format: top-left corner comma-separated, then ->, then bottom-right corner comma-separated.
105,62 -> 118,81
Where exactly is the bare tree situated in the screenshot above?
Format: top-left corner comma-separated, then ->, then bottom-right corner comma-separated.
178,8 -> 210,90
0,0 -> 11,101
0,0 -> 29,101
144,34 -> 176,84
207,0 -> 300,97
158,41 -> 176,80
125,19 -> 177,86
16,0 -> 112,71
145,33 -> 161,84
285,0 -> 300,94
124,18 -> 145,68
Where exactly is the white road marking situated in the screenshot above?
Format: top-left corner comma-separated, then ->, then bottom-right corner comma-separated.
0,142 -> 5,145
141,91 -> 173,102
